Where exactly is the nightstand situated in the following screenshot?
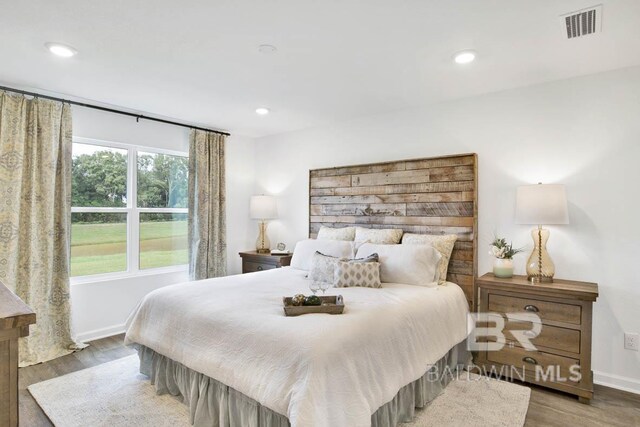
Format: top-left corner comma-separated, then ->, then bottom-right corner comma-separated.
475,273 -> 598,403
239,251 -> 292,273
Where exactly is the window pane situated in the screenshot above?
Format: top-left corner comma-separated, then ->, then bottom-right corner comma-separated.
139,213 -> 188,269
72,143 -> 128,207
137,152 -> 188,208
71,213 -> 127,276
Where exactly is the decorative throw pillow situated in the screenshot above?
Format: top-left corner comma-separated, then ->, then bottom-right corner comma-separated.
334,260 -> 381,288
354,227 -> 403,244
350,253 -> 379,263
290,239 -> 353,271
402,233 -> 457,284
309,252 -> 345,284
317,226 -> 356,241
356,243 -> 441,287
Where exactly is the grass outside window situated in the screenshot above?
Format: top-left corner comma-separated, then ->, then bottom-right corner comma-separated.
71,139 -> 188,278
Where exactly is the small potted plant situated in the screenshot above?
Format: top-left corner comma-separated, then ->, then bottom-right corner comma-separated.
489,236 -> 524,278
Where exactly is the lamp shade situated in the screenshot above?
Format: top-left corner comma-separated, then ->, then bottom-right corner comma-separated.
515,184 -> 569,225
250,195 -> 278,219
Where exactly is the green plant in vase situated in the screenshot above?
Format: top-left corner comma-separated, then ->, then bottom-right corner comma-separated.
489,236 -> 524,278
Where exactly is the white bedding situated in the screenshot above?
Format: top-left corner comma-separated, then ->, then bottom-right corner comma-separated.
124,267 -> 469,427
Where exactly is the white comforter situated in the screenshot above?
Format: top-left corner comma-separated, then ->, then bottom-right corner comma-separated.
124,267 -> 469,427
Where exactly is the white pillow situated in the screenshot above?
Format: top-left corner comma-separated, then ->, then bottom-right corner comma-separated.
356,243 -> 441,287
354,227 -> 403,244
290,239 -> 354,271
402,233 -> 457,284
317,226 -> 356,241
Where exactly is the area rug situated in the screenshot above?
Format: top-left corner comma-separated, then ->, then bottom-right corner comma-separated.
29,355 -> 530,427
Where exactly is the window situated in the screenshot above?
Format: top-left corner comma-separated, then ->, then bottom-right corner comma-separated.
139,213 -> 188,269
136,151 -> 189,271
71,138 -> 188,278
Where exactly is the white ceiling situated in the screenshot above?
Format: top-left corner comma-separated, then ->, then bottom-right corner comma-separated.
1,0 -> 640,138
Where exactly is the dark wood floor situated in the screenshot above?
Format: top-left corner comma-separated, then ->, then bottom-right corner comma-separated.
19,335 -> 640,426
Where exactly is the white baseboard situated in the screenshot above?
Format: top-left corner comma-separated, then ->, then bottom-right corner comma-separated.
594,370 -> 640,395
75,323 -> 126,343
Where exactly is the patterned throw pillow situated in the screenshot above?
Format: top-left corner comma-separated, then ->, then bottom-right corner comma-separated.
334,260 -> 381,288
317,226 -> 356,241
354,227 -> 403,244
309,251 -> 345,284
401,233 -> 457,284
350,253 -> 379,263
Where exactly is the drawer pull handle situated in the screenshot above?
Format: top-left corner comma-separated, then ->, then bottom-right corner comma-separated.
524,304 -> 539,313
257,265 -> 264,271
522,356 -> 538,365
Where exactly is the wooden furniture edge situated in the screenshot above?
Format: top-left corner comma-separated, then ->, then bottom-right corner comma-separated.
476,273 -> 598,301
308,152 -> 478,173
239,251 -> 293,258
239,251 -> 293,263
1,280 -> 36,427
0,281 -> 36,331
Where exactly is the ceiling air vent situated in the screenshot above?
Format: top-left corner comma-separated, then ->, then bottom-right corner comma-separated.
561,5 -> 602,39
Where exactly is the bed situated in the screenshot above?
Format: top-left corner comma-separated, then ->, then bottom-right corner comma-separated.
125,153 -> 478,427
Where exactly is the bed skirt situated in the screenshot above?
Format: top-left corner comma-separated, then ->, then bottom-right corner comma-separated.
136,340 -> 470,427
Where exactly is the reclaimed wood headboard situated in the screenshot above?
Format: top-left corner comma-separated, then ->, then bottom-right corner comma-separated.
309,153 -> 478,309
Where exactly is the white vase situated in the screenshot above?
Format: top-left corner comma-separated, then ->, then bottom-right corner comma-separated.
493,258 -> 514,278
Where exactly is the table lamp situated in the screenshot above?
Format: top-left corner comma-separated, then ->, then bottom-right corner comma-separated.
515,183 -> 569,283
250,195 -> 278,254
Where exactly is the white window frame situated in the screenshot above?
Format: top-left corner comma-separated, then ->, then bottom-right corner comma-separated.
71,136 -> 188,285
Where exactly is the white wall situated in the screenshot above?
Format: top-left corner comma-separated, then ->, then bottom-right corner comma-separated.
253,66 -> 640,393
70,107 -> 255,342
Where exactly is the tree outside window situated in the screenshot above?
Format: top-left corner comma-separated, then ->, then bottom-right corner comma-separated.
70,140 -> 188,278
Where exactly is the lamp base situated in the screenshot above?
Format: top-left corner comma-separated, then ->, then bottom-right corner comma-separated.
255,220 -> 271,253
527,275 -> 554,284
526,227 -> 556,285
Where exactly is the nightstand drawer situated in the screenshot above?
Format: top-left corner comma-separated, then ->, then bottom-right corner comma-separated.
487,346 -> 580,383
502,320 -> 581,354
477,274 -> 598,402
239,251 -> 292,274
243,262 -> 277,273
489,294 -> 581,325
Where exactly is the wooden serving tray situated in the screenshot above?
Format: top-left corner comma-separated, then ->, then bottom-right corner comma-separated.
283,295 -> 344,316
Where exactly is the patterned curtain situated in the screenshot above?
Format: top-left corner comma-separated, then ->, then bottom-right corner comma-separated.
188,130 -> 227,280
0,91 -> 84,366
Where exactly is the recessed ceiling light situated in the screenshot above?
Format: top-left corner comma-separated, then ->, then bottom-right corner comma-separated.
453,50 -> 476,64
255,107 -> 270,115
45,42 -> 77,58
258,44 -> 277,54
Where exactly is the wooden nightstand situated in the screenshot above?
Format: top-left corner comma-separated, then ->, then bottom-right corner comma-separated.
475,273 -> 598,403
239,251 -> 292,273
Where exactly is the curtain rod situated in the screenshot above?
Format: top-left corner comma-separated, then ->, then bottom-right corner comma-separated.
0,85 -> 230,137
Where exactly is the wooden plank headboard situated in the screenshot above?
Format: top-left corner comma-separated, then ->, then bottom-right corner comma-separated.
309,153 -> 478,309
